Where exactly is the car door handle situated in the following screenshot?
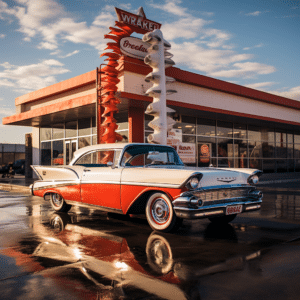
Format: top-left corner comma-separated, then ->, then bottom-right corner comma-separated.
84,169 -> 91,172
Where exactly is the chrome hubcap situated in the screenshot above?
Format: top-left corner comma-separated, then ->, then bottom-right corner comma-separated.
151,198 -> 170,224
52,194 -> 62,207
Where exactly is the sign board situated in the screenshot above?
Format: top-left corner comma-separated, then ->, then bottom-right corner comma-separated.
176,143 -> 196,164
120,37 -> 149,60
115,7 -> 161,34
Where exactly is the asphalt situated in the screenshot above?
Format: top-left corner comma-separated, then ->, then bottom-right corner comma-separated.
0,172 -> 299,194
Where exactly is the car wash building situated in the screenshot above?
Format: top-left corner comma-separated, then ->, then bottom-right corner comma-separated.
3,7 -> 300,174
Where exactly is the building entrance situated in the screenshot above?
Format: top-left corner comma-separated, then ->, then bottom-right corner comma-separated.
65,140 -> 77,165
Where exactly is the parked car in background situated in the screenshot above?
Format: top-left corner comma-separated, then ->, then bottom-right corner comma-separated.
31,143 -> 263,232
13,159 -> 25,175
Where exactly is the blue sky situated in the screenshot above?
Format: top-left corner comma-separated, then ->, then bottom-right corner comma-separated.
0,0 -> 299,143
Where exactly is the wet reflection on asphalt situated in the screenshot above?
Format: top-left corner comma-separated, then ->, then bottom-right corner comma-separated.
1,188 -> 300,299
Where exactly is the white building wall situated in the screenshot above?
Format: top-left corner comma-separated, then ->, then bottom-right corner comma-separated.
123,71 -> 300,124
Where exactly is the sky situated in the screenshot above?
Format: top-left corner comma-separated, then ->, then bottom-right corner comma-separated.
0,0 -> 299,144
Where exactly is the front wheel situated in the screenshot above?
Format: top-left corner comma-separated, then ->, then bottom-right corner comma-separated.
50,193 -> 71,212
208,214 -> 236,224
145,193 -> 181,232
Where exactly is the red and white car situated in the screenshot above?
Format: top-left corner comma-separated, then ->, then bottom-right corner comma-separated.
31,143 -> 263,232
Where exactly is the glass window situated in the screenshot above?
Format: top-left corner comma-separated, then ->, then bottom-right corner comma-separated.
52,140 -> 64,165
262,141 -> 275,158
40,127 -> 52,141
261,128 -> 275,143
217,121 -> 233,138
217,138 -> 234,157
249,140 -> 262,158
197,118 -> 216,136
295,134 -> 300,144
53,123 -> 64,140
287,133 -> 293,144
174,116 -> 196,135
92,117 -> 96,134
78,137 -> 91,149
75,150 -> 115,167
66,121 -> 77,138
182,135 -> 195,143
0,153 -> 2,166
276,131 -> 286,144
120,145 -> 183,167
116,131 -> 129,143
78,118 -> 91,136
248,126 -> 261,141
15,153 -> 25,161
295,144 -> 300,158
287,143 -> 293,159
2,153 -> 14,165
197,137 -> 216,157
233,124 -> 247,140
41,142 -> 51,165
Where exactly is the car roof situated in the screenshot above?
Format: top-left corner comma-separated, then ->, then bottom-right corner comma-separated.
72,143 -> 174,161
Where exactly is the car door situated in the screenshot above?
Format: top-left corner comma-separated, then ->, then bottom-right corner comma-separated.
76,149 -> 122,210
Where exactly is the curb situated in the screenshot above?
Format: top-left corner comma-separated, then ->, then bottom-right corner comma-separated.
0,183 -> 31,194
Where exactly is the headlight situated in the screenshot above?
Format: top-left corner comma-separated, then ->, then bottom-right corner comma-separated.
185,174 -> 202,190
190,177 -> 199,189
248,175 -> 259,185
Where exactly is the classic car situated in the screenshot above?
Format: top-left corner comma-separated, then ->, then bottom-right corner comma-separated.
31,143 -> 263,232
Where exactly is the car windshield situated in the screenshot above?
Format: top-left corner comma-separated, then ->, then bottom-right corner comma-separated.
120,145 -> 184,167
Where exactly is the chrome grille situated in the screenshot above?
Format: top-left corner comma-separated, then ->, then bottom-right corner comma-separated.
193,188 -> 250,201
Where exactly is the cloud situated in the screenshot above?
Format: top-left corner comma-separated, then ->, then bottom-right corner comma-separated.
245,11 -> 262,16
0,59 -> 70,91
271,86 -> 300,101
59,50 -> 80,58
0,0 -> 114,53
243,43 -> 264,51
149,0 -> 190,17
0,33 -> 5,38
209,62 -> 276,78
245,82 -> 276,89
0,107 -> 15,116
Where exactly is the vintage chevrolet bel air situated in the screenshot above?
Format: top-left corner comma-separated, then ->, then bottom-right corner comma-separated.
31,143 -> 263,232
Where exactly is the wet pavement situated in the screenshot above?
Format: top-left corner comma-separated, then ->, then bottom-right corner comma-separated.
1,184 -> 300,299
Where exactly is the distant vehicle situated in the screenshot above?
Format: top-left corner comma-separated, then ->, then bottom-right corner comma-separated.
31,143 -> 263,232
0,163 -> 15,178
13,159 -> 25,175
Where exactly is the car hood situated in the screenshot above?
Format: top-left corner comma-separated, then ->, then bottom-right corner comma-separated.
122,165 -> 259,188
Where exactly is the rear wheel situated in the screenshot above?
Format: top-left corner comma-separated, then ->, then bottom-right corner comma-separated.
50,193 -> 71,212
208,214 -> 236,224
145,193 -> 181,232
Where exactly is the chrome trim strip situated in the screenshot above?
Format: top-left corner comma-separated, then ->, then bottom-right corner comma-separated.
33,182 -> 79,191
64,200 -> 123,214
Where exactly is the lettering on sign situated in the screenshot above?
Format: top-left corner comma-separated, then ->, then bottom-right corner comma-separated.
120,37 -> 150,59
115,7 -> 161,34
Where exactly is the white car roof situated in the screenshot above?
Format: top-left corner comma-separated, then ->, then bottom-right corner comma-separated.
71,143 -> 174,164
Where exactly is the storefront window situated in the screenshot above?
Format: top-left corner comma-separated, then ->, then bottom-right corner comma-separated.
217,138 -> 234,157
248,126 -> 261,141
92,117 -> 96,134
174,116 -> 196,135
66,121 -> 77,138
233,124 -> 247,140
295,134 -> 300,144
78,118 -> 91,136
182,135 -> 195,143
217,121 -> 233,138
197,136 -> 216,157
41,142 -> 51,165
262,142 -> 275,158
0,153 -> 2,166
40,127 -> 52,141
117,131 -> 129,143
52,140 -> 63,165
261,128 -> 275,143
53,123 -> 64,140
249,140 -> 262,159
78,137 -> 91,149
197,118 -> 216,136
2,153 -> 14,165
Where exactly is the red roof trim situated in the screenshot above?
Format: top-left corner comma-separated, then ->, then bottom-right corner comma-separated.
15,70 -> 96,106
3,93 -> 95,125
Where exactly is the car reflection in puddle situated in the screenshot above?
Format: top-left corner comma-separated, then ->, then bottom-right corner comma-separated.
12,211 -> 264,300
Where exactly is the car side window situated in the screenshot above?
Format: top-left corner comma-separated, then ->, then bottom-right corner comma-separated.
75,150 -> 115,167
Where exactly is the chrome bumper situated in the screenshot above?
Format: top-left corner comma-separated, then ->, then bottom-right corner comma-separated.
173,188 -> 263,219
